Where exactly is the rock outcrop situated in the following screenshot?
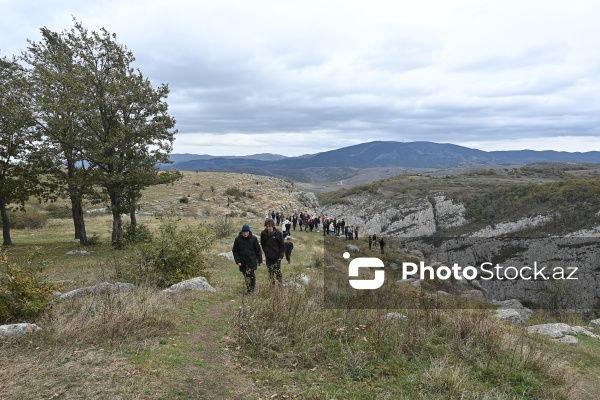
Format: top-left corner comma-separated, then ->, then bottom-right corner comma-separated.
526,323 -> 600,345
492,299 -> 533,324
0,323 -> 41,339
162,276 -> 216,294
60,282 -> 135,300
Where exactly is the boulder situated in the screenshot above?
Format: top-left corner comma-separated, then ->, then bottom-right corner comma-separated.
553,335 -> 578,345
162,276 -> 216,294
526,323 -> 573,338
384,312 -> 407,322
492,299 -> 533,324
66,250 -> 93,255
589,318 -> 600,329
0,323 -> 41,339
525,323 -> 600,344
284,274 -> 310,289
346,244 -> 361,253
571,325 -> 600,339
60,282 -> 135,300
218,251 -> 234,260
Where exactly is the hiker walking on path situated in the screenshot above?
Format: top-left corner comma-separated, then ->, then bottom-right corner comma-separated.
284,236 -> 294,264
260,218 -> 285,284
232,224 -> 262,295
379,237 -> 385,254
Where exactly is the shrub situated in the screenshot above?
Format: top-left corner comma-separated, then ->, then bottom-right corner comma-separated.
123,223 -> 153,244
179,196 -> 189,204
45,204 -> 72,219
115,213 -> 213,288
214,214 -> 234,238
87,233 -> 101,246
0,251 -> 57,323
2,210 -> 48,229
225,187 -> 246,198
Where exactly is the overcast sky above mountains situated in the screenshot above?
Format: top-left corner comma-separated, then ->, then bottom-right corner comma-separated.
2,0 -> 600,156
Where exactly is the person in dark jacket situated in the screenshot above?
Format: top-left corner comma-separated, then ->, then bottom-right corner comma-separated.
232,224 -> 263,294
284,236 -> 294,264
260,218 -> 285,284
379,237 -> 385,254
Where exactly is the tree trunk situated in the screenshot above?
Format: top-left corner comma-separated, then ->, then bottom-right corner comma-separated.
109,189 -> 124,247
70,193 -> 88,245
129,209 -> 137,229
0,199 -> 12,246
111,209 -> 123,247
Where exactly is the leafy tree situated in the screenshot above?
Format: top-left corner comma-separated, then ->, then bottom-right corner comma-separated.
0,55 -> 47,245
26,20 -> 178,247
24,28 -> 95,245
122,167 -> 182,231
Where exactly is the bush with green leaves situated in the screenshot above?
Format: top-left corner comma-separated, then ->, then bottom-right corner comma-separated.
225,187 -> 246,198
0,251 -> 57,323
0,210 -> 48,229
45,204 -> 72,219
115,214 -> 213,288
123,222 -> 153,244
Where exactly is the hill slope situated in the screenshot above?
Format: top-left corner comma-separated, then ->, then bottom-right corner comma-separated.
167,141 -> 600,171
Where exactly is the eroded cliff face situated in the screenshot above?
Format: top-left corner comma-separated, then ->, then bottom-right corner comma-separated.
321,192 -> 600,309
322,194 -> 466,237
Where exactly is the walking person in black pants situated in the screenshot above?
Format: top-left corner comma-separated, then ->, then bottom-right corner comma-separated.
284,236 -> 294,264
232,224 -> 262,295
379,237 -> 385,254
260,218 -> 285,284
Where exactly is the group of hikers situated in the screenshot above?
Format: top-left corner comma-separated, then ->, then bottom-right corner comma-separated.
266,210 -> 362,240
232,211 -> 386,295
232,218 -> 292,295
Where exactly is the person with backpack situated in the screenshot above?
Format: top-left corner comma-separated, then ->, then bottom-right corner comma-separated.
232,224 -> 262,295
260,218 -> 285,284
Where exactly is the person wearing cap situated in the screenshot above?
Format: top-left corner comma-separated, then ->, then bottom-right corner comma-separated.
232,224 -> 263,295
284,236 -> 294,265
260,218 -> 285,284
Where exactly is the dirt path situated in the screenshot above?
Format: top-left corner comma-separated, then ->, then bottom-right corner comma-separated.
177,291 -> 262,400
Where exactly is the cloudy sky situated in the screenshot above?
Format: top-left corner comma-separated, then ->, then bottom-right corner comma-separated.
2,0 -> 600,156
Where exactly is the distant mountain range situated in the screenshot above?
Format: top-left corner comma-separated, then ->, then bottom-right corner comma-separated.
165,141 -> 600,171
